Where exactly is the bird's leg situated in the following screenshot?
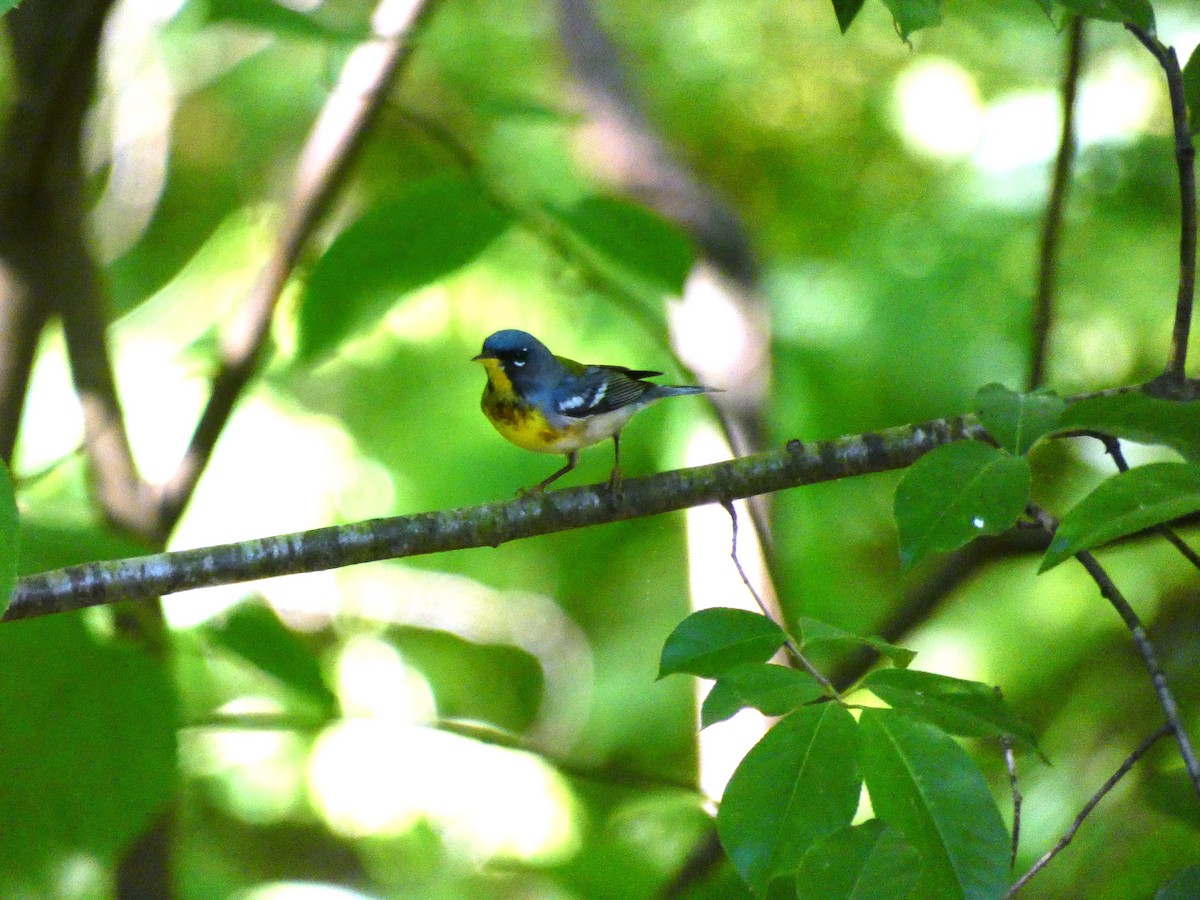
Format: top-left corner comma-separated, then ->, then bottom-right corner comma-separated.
523,451 -> 578,495
608,433 -> 622,492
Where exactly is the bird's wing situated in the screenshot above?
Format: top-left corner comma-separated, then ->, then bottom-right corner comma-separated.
554,365 -> 658,417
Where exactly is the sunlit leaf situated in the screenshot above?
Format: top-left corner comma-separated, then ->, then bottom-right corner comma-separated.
297,176 -> 511,361
796,617 -> 916,669
1185,45 -> 1200,137
0,615 -> 176,893
553,196 -> 695,297
0,461 -> 16,617
659,608 -> 788,679
206,601 -> 337,708
718,704 -> 861,893
1040,462 -> 1200,570
879,0 -> 942,39
1055,0 -> 1154,29
975,383 -> 1065,456
859,709 -> 1009,899
864,668 -> 1041,755
796,820 -> 923,900
831,0 -> 867,32
701,663 -> 825,728
895,442 -> 1030,570
1057,392 -> 1200,461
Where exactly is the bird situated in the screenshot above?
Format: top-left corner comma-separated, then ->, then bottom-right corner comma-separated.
473,329 -> 717,493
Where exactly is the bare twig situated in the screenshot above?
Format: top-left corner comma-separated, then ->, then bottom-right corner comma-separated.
1029,16 -> 1084,389
721,500 -> 836,697
1027,504 -> 1200,798
1004,723 -> 1171,896
1003,732 -> 1022,868
1125,25 -> 1196,381
156,0 -> 442,534
5,415 -> 987,619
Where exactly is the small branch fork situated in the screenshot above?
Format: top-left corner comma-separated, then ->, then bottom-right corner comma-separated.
1026,504 -> 1200,799
1005,723 -> 1172,896
1126,24 -> 1196,382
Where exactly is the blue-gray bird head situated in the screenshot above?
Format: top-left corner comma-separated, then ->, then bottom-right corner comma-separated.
473,329 -> 563,394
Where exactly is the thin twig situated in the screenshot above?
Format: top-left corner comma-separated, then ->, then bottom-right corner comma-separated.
1003,732 -> 1022,868
1029,15 -> 1084,390
1126,25 -> 1196,381
1027,503 -> 1200,798
721,500 -> 836,697
156,0 -> 442,534
1004,723 -> 1171,896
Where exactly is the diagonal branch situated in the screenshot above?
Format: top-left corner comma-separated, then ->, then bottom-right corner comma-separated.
1029,16 -> 1084,389
156,0 -> 443,535
1027,503 -> 1200,799
1126,25 -> 1196,381
1004,723 -> 1171,896
5,415 -> 987,620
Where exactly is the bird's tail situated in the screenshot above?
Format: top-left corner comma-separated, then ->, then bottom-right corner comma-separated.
650,384 -> 722,400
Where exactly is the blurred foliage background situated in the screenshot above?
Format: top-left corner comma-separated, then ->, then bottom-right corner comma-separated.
2,0 -> 1199,897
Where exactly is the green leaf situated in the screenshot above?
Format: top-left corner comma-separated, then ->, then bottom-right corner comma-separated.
0,0 -> 22,15
0,461 -> 16,618
879,0 -> 942,39
864,669 -> 1041,755
701,663 -> 825,728
1157,864 -> 1200,899
975,383 -> 1065,456
1185,45 -> 1200,138
1055,0 -> 1154,29
1057,393 -> 1200,462
796,820 -> 923,900
1040,462 -> 1200,571
297,177 -> 511,361
0,615 -> 176,893
205,601 -> 337,709
796,617 -> 916,669
660,608 -> 788,679
895,442 -> 1031,571
554,196 -> 695,297
718,705 -> 861,893
859,709 -> 1009,900
831,0 -> 867,32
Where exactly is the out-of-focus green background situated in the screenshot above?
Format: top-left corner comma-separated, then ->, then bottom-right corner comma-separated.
4,0 -> 1200,897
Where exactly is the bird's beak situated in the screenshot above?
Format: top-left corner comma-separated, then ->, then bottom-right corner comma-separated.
471,353 -> 488,362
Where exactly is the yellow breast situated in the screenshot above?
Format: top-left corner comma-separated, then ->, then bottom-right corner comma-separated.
478,359 -> 586,454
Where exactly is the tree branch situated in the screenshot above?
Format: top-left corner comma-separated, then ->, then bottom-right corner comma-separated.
1126,25 -> 1196,381
1004,723 -> 1171,896
1029,16 -> 1084,390
1027,504 -> 1200,799
156,0 -> 443,535
5,416 -> 986,620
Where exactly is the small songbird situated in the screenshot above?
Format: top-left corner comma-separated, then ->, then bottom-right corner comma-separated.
473,329 -> 717,492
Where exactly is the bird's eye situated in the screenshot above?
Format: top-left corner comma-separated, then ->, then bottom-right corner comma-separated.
510,348 -> 528,367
